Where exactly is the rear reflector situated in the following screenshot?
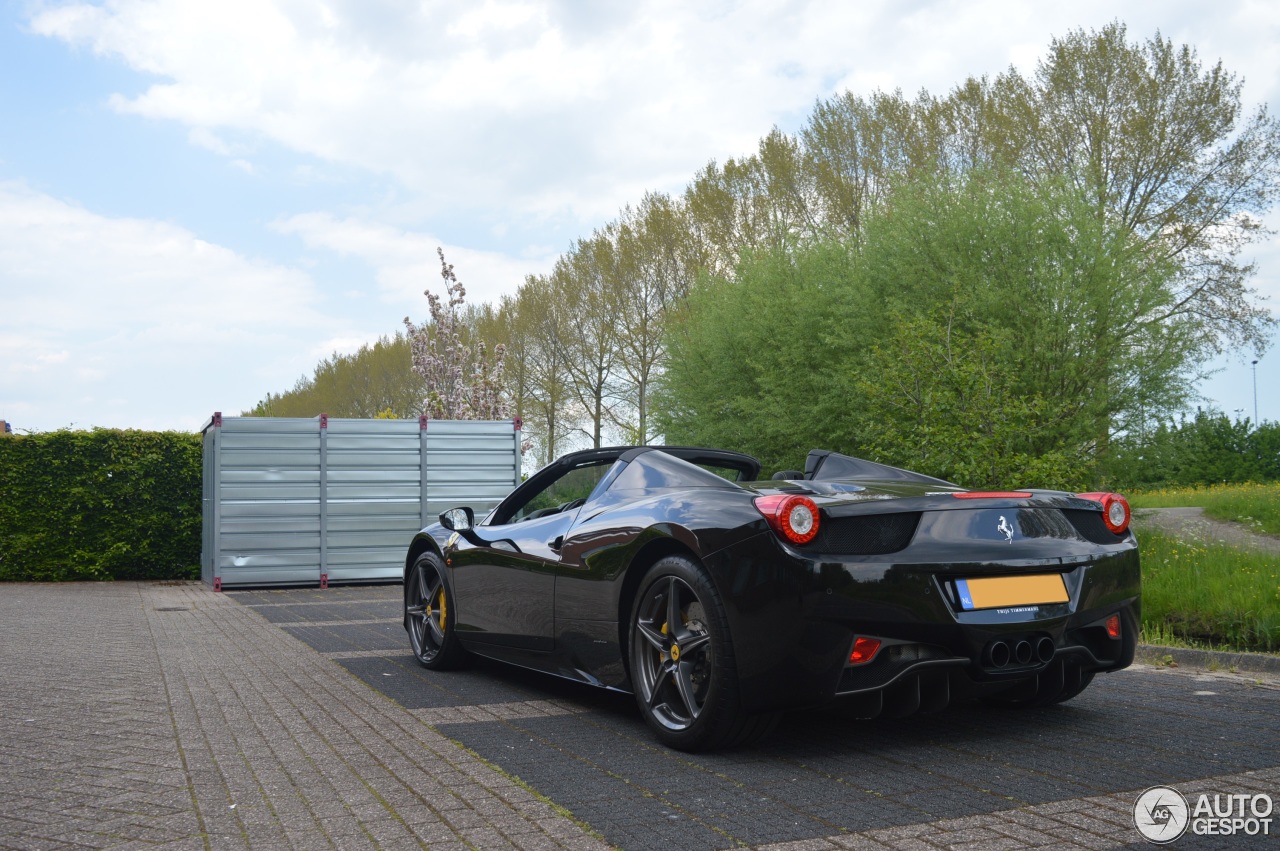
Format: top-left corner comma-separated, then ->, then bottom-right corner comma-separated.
952,492 -> 1032,499
1105,613 -> 1121,639
849,636 -> 881,665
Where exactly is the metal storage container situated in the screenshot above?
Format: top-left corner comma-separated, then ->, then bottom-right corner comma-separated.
200,413 -> 521,589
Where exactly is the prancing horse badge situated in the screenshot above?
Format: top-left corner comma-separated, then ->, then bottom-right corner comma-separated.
997,515 -> 1014,544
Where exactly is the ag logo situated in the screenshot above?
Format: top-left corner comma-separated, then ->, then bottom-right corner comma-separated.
1134,785 -> 1189,844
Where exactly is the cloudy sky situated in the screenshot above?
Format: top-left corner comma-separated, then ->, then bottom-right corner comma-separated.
2,0 -> 1278,433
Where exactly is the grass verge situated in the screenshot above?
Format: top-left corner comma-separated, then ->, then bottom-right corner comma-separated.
1138,528 -> 1280,653
1128,482 -> 1280,536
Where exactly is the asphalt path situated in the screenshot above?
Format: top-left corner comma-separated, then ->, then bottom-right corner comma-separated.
1133,507 -> 1280,555
233,584 -> 1280,850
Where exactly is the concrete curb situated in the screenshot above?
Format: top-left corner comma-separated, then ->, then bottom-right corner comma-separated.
1137,642 -> 1280,675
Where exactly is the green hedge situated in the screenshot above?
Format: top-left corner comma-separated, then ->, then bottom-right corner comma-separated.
0,429 -> 202,581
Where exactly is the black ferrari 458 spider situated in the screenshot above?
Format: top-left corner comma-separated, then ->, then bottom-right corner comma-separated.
402,446 -> 1139,751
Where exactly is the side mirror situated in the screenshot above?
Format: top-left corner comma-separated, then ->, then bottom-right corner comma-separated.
439,506 -> 475,532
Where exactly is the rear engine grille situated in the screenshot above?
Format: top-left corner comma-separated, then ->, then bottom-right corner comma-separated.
1015,509 -> 1077,539
808,512 -> 921,555
1062,509 -> 1126,545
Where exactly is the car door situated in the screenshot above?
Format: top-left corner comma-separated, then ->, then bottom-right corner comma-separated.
449,459 -> 613,652
448,512 -> 572,651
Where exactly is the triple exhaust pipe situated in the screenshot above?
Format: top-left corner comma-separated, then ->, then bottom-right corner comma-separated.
985,636 -> 1055,668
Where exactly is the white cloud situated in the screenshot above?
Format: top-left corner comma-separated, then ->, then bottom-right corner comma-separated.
13,0 -> 1280,433
310,335 -> 377,359
272,212 -> 556,309
187,126 -> 235,156
0,182 -> 342,431
28,1 -> 1280,238
25,1 -> 1280,239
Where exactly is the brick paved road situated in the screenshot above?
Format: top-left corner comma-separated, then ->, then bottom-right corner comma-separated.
237,585 -> 1280,850
0,583 -> 606,850
2,581 -> 1277,850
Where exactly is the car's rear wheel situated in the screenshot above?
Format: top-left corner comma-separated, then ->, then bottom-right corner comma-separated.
629,555 -> 778,751
406,551 -> 467,669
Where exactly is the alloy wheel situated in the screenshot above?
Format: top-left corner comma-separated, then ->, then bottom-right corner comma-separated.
632,575 -> 714,730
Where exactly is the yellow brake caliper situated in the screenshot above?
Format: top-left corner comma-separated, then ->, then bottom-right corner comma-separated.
660,617 -> 688,663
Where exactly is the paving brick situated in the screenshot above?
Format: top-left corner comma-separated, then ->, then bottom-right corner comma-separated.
756,838 -> 842,850
829,837 -> 897,851
6,581 -> 1279,851
988,821 -> 1057,845
0,583 -> 605,850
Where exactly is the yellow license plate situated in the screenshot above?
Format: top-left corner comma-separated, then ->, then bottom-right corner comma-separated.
956,574 -> 1068,610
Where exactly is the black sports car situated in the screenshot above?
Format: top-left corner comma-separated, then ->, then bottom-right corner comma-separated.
402,446 -> 1139,751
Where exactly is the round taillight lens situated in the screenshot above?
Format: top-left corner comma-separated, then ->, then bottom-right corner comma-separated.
1104,495 -> 1131,534
788,501 -> 815,538
753,494 -> 821,545
1077,491 -> 1131,535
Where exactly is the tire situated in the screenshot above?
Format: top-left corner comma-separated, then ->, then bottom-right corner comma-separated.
985,661 -> 1095,708
405,551 -> 468,670
628,555 -> 779,751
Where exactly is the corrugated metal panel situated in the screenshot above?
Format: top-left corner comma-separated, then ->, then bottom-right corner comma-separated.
201,414 -> 521,588
424,419 -> 520,521
200,425 -> 217,586
215,417 -> 322,587
323,418 -> 420,583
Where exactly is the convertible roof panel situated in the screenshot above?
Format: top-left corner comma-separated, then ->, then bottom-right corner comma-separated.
609,449 -> 752,493
806,450 -> 957,487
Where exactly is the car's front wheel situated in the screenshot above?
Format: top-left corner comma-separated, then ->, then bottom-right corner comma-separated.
406,551 -> 467,669
629,555 -> 778,751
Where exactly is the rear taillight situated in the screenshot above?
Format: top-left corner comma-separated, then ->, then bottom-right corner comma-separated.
1105,613 -> 1121,639
1076,492 -> 1131,535
754,494 -> 821,545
